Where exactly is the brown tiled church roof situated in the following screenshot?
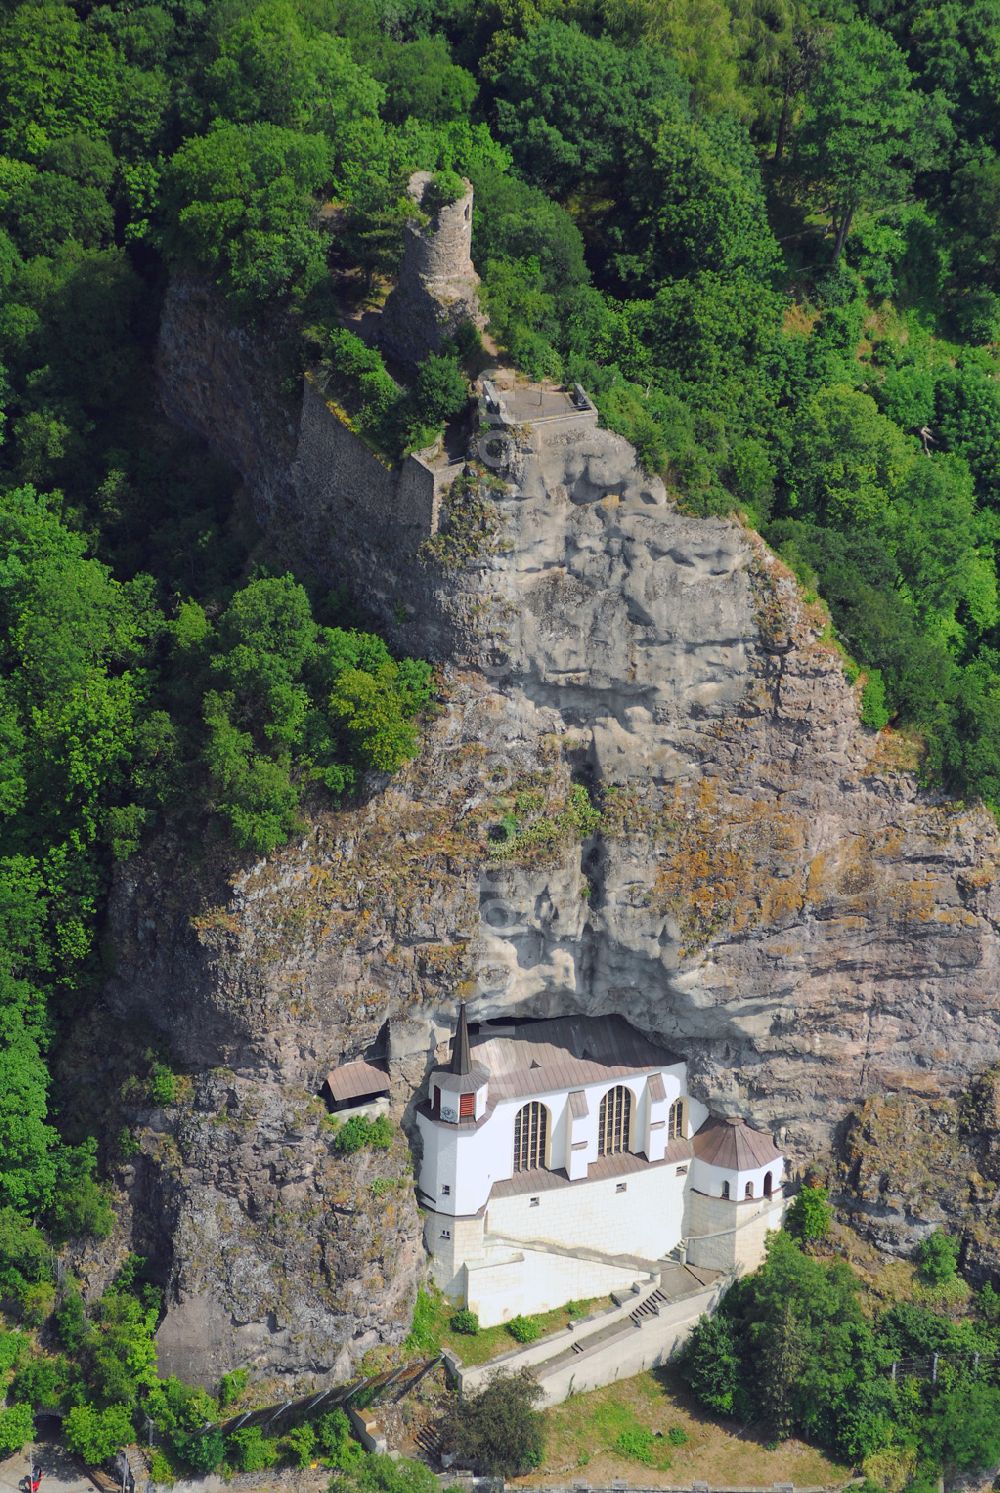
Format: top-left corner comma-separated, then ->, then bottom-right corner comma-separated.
693,1115 -> 781,1170
468,1015 -> 681,1102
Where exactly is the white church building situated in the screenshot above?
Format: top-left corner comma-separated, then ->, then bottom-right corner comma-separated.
414,1006 -> 786,1326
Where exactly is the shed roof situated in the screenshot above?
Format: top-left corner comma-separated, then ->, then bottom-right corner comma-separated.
325,1059 -> 390,1104
465,1015 -> 681,1103
693,1115 -> 781,1170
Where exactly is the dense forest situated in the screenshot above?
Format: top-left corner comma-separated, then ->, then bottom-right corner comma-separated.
1,0 -> 1000,1479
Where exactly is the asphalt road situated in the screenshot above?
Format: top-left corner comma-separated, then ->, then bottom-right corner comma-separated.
0,1443 -> 99,1493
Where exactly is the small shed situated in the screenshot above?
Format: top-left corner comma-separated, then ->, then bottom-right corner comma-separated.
321,1058 -> 391,1117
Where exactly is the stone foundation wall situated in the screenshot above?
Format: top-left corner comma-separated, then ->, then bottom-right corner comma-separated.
486,1163 -> 688,1264
466,1241 -> 651,1326
685,1191 -> 785,1274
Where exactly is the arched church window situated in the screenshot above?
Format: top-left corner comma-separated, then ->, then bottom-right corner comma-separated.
764,1171 -> 773,1198
721,1180 -> 730,1199
745,1180 -> 754,1199
667,1097 -> 686,1140
513,1101 -> 549,1172
598,1086 -> 632,1157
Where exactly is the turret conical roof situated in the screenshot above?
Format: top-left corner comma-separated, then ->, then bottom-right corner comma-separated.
450,1001 -> 471,1076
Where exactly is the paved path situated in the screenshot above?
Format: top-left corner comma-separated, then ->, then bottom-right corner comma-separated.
0,1444 -> 98,1493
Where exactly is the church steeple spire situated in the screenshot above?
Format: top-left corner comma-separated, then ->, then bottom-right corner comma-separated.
450,1001 -> 471,1076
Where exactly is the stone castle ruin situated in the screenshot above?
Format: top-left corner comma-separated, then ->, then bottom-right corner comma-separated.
379,170 -> 485,366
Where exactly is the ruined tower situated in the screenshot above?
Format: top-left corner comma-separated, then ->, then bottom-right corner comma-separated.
379,170 -> 485,366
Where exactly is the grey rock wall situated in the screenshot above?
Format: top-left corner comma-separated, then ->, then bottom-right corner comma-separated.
117,282 -> 1000,1383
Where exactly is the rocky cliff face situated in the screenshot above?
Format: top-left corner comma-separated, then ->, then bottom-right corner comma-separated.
111,283 -> 1000,1384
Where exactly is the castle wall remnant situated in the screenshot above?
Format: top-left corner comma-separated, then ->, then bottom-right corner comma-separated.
294,375 -> 444,553
380,171 -> 484,366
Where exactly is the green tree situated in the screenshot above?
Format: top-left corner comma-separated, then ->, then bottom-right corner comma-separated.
492,21 -> 687,196
227,1425 -> 279,1472
915,1231 -> 960,1285
375,36 -> 477,125
601,0 -> 744,115
796,18 -> 952,260
159,123 -> 331,308
198,0 -> 384,181
440,1368 -> 544,1475
0,1401 -> 33,1456
63,1402 -> 134,1463
785,1185 -> 833,1241
680,1311 -> 741,1413
925,1383 -> 1000,1474
0,1008 -> 56,1214
758,1304 -> 809,1439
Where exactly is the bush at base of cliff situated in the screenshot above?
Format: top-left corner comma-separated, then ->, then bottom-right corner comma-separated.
440,1368 -> 544,1476
915,1230 -> 960,1285
63,1402 -> 134,1463
332,1113 -> 394,1156
329,1451 -> 438,1492
316,1407 -> 365,1471
227,1425 -> 280,1473
785,1184 -> 833,1241
450,1308 -> 479,1335
0,1402 -> 33,1456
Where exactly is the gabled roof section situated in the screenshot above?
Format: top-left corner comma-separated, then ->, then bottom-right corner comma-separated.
469,1015 -> 681,1102
325,1059 -> 390,1104
693,1115 -> 781,1170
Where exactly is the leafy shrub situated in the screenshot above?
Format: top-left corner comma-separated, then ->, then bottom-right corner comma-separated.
667,1425 -> 689,1446
315,1407 -> 364,1470
614,1426 -> 656,1464
64,1402 -> 134,1463
916,1230 -> 960,1285
860,669 -> 890,730
149,1062 -> 177,1105
785,1185 -> 832,1241
227,1425 -> 279,1472
565,1300 -> 589,1319
423,168 -> 465,214
450,1308 -> 479,1335
218,1367 -> 249,1408
10,1353 -> 75,1410
0,1402 -> 33,1456
333,1112 -> 394,1156
506,1315 -> 541,1343
284,1421 -> 317,1467
46,1139 -> 115,1243
174,1429 -> 225,1474
413,354 -> 468,427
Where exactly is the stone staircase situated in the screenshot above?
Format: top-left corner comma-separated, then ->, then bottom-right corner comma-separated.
629,1285 -> 669,1327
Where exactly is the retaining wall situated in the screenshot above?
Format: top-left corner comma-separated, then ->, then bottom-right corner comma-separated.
457,1275 -> 729,1407
531,1276 -> 727,1407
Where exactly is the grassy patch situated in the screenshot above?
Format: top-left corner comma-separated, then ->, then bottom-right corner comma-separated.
410,1286 -> 609,1368
511,1368 -> 851,1489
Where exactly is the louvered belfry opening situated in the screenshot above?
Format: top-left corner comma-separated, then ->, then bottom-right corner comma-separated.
598,1085 -> 632,1156
513,1101 -> 549,1171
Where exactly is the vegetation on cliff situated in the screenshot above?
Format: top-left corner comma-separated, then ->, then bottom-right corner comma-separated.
0,0 -> 999,1478
681,1226 -> 1000,1487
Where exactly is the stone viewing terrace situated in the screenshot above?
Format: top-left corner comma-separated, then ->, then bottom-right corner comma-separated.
480,370 -> 599,430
